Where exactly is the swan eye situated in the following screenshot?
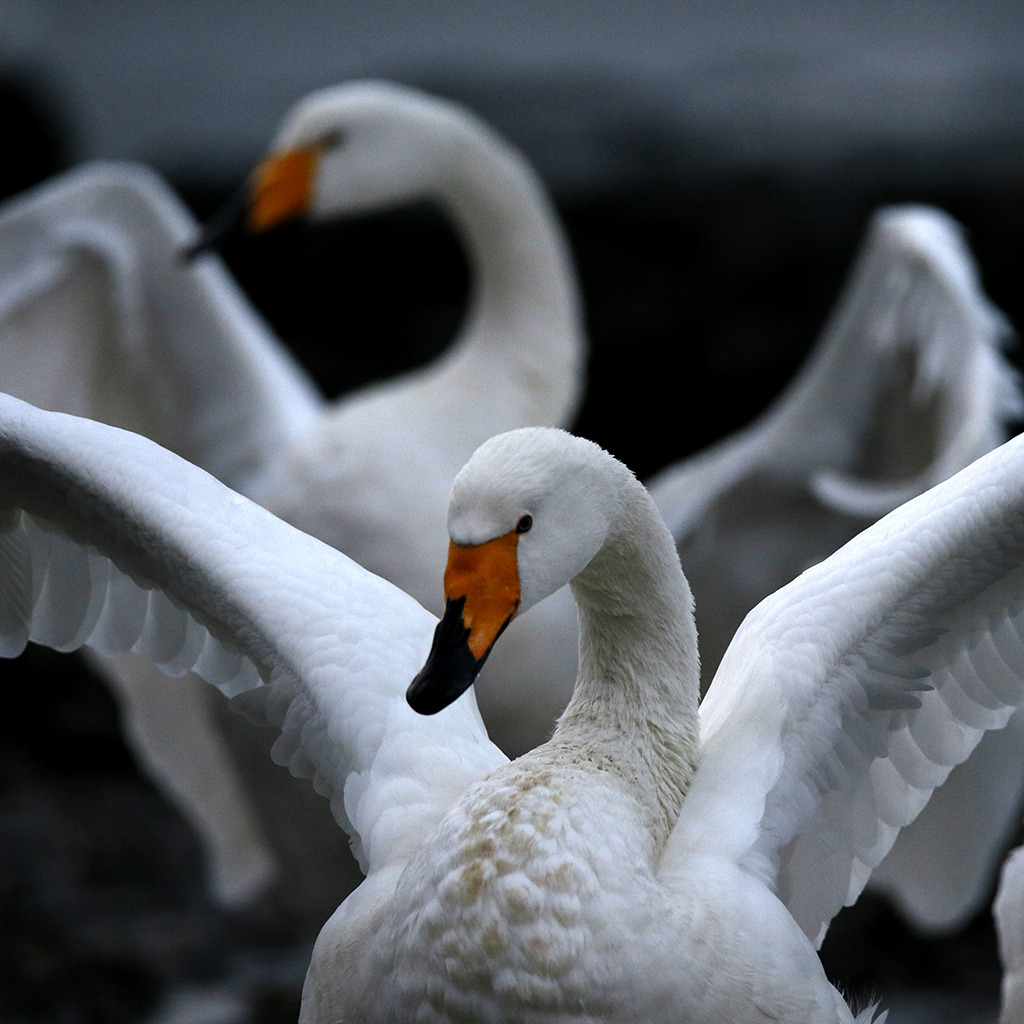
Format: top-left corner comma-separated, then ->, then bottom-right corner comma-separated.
516,515 -> 533,534
318,129 -> 346,150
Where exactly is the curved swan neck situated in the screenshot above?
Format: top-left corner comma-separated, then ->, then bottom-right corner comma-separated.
432,121 -> 584,425
553,477 -> 701,851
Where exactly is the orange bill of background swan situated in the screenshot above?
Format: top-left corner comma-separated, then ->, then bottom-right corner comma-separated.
246,144 -> 323,232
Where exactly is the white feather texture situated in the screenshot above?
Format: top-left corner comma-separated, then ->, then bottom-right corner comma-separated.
0,393 -> 506,880
4,401 -> 1024,1019
647,203 -> 1023,933
0,89 -> 1017,936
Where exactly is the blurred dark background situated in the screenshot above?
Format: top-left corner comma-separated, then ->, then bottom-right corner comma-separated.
1,2 -> 1023,1021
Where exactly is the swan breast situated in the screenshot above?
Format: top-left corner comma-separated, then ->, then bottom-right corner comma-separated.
357,759 -> 664,1021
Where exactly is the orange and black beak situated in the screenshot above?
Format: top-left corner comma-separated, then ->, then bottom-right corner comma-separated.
183,143 -> 322,259
407,532 -> 521,715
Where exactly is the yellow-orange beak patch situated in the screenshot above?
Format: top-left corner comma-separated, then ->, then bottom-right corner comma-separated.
444,532 -> 521,661
246,145 -> 321,232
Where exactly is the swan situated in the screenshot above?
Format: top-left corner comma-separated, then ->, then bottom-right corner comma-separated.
0,80 -> 584,918
4,398 -> 1024,1020
200,164 -> 1024,940
0,83 -> 1017,937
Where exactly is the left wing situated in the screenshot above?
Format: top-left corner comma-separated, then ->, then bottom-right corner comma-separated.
0,391 -> 506,878
665,429 -> 1024,947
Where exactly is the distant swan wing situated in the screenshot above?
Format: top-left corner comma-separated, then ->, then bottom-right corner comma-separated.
667,430 -> 1024,947
0,162 -> 322,494
0,392 -> 506,877
652,203 -> 1019,544
806,203 -> 1019,515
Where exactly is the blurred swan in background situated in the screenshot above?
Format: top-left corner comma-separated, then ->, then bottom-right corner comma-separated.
4,404 -> 1024,1019
0,77 -> 1017,942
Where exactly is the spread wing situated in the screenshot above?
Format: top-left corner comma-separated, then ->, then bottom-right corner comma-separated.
666,429 -> 1024,947
0,391 -> 506,878
0,161 -> 322,494
649,204 -> 1020,683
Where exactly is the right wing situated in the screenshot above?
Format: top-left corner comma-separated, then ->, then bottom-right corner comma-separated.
666,427 -> 1024,948
653,203 -> 1018,536
0,391 -> 506,877
0,162 -> 323,494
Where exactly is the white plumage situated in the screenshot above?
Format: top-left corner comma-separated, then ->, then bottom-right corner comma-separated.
0,80 -> 584,918
3,399 -> 1024,1019
0,81 -> 1018,941
644,204 -> 1024,934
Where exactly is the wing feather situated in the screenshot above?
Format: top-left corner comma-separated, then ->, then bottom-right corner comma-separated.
0,392 -> 506,878
665,431 -> 1024,947
650,206 -> 1020,697
0,162 -> 323,493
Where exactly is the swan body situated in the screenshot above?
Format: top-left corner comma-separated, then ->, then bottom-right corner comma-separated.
0,81 -> 583,915
6,400 -> 1024,1019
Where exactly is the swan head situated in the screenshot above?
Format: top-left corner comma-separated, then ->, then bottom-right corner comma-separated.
407,428 -> 620,715
187,80 -> 485,256
263,80 -> 479,221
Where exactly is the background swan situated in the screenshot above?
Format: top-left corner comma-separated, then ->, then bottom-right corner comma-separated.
0,80 -> 584,923
4,399 -> 1024,1019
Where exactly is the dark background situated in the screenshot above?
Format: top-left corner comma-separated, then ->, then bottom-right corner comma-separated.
2,3 -> 1024,1021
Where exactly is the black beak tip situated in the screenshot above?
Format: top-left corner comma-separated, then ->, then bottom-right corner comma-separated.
406,597 -> 485,716
406,669 -> 450,716
179,185 -> 251,264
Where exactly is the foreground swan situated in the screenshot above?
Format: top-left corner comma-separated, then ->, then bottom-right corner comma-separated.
4,398 -> 1024,1021
0,81 -> 583,914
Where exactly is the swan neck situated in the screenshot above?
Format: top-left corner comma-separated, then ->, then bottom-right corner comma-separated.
554,481 -> 701,851
434,127 -> 584,424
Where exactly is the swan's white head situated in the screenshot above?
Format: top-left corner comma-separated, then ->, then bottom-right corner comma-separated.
229,80 -> 486,236
408,428 -> 624,715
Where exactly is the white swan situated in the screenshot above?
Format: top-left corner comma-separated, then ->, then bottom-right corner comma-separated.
4,398 -> 1024,1020
0,85 -> 1017,936
0,80 -> 584,916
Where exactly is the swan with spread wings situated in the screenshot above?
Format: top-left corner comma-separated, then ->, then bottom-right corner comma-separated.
0,81 -> 584,918
3,393 -> 1024,1020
